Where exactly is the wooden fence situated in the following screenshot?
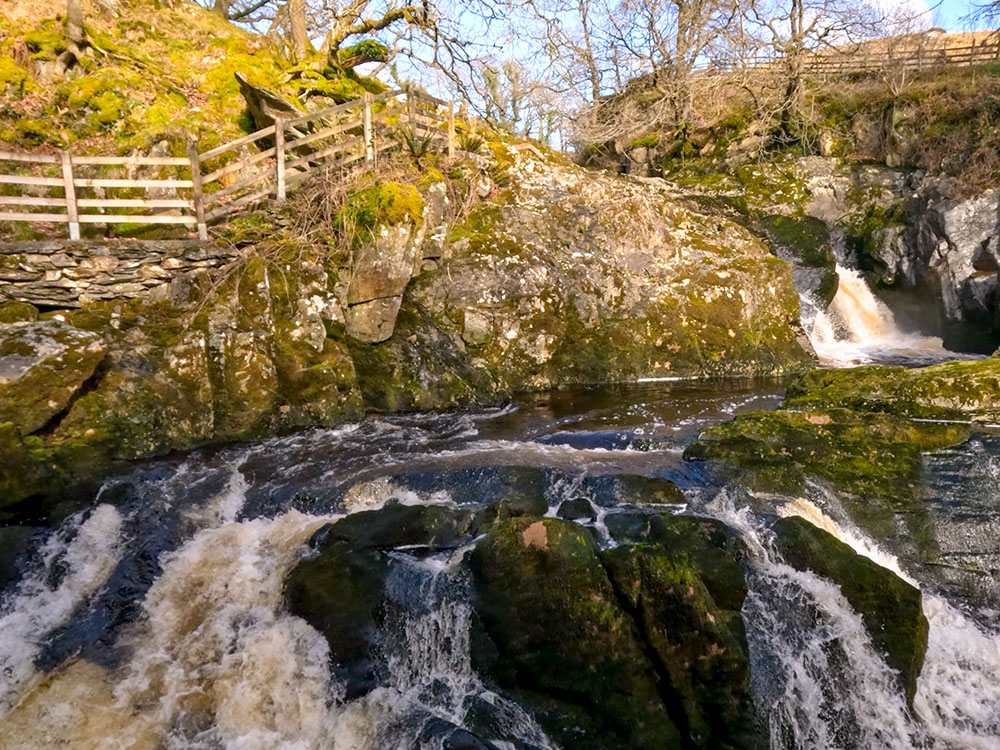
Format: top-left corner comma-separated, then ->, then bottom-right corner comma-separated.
700,35 -> 1000,76
0,86 -> 456,241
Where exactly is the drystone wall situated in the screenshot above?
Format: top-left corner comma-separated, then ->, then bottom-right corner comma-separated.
0,240 -> 237,308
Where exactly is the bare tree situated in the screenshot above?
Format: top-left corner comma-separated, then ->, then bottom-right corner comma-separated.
741,0 -> 883,139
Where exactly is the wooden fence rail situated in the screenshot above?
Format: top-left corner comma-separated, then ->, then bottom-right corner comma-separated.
699,37 -> 1000,76
0,86 -> 457,241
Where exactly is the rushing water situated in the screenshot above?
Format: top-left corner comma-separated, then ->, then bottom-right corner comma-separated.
801,264 -> 969,367
0,379 -> 998,749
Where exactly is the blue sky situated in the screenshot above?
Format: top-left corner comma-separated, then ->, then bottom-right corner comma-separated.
923,0 -> 991,29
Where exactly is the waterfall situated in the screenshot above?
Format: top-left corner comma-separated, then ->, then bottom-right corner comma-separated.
803,264 -> 958,367
708,489 -> 1000,750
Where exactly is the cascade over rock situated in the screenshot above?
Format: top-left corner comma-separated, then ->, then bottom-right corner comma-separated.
772,515 -> 929,704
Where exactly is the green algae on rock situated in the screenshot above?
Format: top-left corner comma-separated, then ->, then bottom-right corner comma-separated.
469,517 -> 683,749
784,359 -> 1000,421
684,408 -> 969,500
683,407 -> 968,557
0,320 -> 107,436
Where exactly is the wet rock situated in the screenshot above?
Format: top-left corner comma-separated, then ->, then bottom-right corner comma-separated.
0,320 -> 106,435
417,717 -> 500,750
469,517 -> 682,749
758,213 -> 838,305
556,497 -> 595,521
0,525 -> 38,591
613,475 -> 686,506
684,407 -> 968,500
602,542 -> 761,748
784,359 -> 1000,422
604,514 -> 750,614
684,407 -> 967,557
772,515 -> 928,704
285,502 -> 477,697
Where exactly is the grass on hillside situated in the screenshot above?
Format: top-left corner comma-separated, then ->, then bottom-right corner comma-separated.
0,0 -> 379,157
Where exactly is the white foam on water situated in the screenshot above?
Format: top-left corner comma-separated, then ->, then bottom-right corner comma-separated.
111,509 -> 340,749
916,595 -> 1000,750
0,504 -> 124,716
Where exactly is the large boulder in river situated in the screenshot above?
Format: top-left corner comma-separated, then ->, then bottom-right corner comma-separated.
469,515 -> 761,749
784,359 -> 1000,421
469,517 -> 682,749
350,148 -> 813,410
285,502 -> 477,697
684,407 -> 967,558
772,515 -> 928,704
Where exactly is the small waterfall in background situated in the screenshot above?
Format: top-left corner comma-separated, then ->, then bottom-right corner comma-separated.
802,264 -> 959,367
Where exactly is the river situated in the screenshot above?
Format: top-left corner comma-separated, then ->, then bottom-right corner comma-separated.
0,271 -> 998,749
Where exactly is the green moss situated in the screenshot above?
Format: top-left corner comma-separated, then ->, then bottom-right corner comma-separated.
684,406 -> 966,556
627,134 -> 660,149
347,180 -> 424,230
23,21 -> 66,60
338,40 -> 390,65
784,359 -> 1000,421
0,57 -> 29,97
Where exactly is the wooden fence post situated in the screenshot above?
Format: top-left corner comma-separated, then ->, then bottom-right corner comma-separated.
406,85 -> 416,131
447,100 -> 456,158
187,139 -> 208,241
61,150 -> 79,240
363,93 -> 374,165
275,117 -> 286,201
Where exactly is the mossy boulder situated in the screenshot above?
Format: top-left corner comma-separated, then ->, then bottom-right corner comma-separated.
613,475 -> 687,506
784,359 -> 1000,421
0,302 -> 39,324
684,407 -> 967,554
0,422 -> 54,513
52,331 -> 214,460
285,502 -> 477,696
758,213 -> 838,305
604,514 -> 750,617
602,543 -> 761,749
0,321 -> 107,436
684,408 -> 968,500
469,517 -> 682,749
772,515 -> 928,704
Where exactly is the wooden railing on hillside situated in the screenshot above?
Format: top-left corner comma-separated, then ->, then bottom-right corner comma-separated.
0,87 -> 456,241
698,34 -> 1000,75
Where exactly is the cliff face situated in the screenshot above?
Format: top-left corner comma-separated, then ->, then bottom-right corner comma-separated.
0,145 -> 813,515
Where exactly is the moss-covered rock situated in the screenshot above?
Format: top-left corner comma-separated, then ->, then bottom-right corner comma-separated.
53,331 -> 215,460
0,302 -> 39,324
784,359 -> 1000,421
469,517 -> 682,749
0,321 -> 107,436
758,213 -> 838,304
602,542 -> 761,749
772,515 -> 928,704
684,407 -> 967,554
285,503 -> 477,697
684,408 -> 968,500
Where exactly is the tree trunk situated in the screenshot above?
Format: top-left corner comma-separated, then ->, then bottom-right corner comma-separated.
214,0 -> 231,18
289,0 -> 308,61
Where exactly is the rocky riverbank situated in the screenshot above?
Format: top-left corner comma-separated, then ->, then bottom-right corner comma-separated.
0,145 -> 814,517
